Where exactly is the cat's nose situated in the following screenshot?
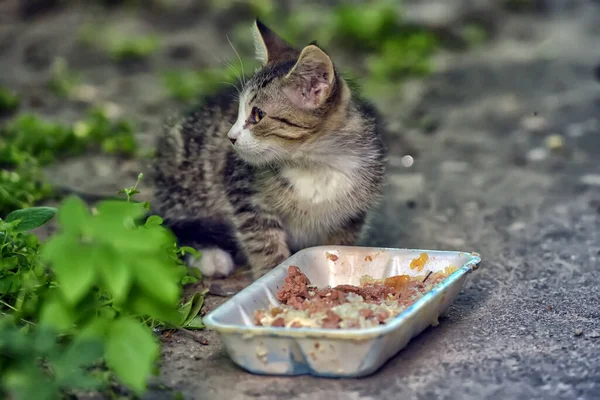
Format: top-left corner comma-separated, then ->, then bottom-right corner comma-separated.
229,138 -> 237,145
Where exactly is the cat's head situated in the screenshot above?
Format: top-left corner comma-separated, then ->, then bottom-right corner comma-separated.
227,20 -> 349,166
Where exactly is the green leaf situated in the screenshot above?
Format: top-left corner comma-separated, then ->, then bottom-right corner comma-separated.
41,236 -> 96,304
51,339 -> 104,390
0,274 -> 21,294
179,246 -> 198,256
184,315 -> 205,329
144,215 -> 163,227
3,367 -> 58,400
177,291 -> 206,329
128,288 -> 181,325
32,327 -> 59,354
1,255 -> 19,270
79,318 -> 109,339
94,246 -> 131,304
5,207 -> 58,232
95,199 -> 146,222
57,196 -> 90,233
105,317 -> 159,394
39,297 -> 74,331
133,257 -> 180,306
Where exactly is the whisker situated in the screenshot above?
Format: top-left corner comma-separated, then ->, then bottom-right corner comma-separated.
219,81 -> 241,94
213,54 -> 242,93
226,34 -> 246,87
220,56 -> 244,92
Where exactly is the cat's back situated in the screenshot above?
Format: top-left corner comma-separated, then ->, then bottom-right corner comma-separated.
152,86 -> 239,216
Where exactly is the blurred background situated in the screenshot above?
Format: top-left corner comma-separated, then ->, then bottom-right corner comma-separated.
2,1 -> 600,398
1,0 -> 599,248
1,0 -> 597,222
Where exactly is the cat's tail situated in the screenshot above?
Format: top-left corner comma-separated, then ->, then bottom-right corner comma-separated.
159,216 -> 241,259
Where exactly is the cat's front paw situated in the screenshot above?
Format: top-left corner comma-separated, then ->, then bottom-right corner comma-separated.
187,248 -> 235,278
248,250 -> 290,280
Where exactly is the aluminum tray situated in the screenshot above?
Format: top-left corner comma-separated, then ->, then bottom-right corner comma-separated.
203,246 -> 481,378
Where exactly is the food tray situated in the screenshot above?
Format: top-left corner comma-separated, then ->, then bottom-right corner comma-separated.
203,246 -> 481,378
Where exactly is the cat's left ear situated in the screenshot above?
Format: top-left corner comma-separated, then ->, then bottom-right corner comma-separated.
252,19 -> 296,66
282,45 -> 335,109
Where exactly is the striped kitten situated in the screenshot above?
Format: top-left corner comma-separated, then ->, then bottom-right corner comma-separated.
151,20 -> 387,279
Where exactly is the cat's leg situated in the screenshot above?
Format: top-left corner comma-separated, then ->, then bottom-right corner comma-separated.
232,210 -> 291,280
325,213 -> 366,246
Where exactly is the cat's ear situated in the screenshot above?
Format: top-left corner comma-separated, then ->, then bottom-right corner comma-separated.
252,19 -> 295,66
282,45 -> 335,109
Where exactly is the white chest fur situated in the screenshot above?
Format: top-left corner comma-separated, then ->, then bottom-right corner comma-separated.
279,165 -> 358,250
281,166 -> 354,206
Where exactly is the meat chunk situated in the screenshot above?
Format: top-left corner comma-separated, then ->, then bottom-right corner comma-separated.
321,310 -> 341,329
256,266 -> 450,330
277,265 -> 312,306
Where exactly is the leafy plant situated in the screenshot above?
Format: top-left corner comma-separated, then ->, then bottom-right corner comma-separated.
460,24 -> 489,47
0,321 -> 104,400
161,65 -> 251,102
366,32 -> 438,82
0,162 -> 54,217
0,207 -> 55,323
1,178 -> 206,399
0,87 -> 20,116
48,57 -> 82,98
331,2 -> 400,52
1,110 -> 136,168
1,114 -> 85,166
107,35 -> 161,62
79,24 -> 160,62
0,108 -> 137,216
233,1 -> 439,87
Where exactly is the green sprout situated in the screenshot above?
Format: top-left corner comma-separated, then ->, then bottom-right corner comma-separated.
48,57 -> 82,98
0,87 -> 20,116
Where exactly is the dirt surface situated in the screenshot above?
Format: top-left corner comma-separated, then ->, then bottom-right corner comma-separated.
2,1 -> 600,399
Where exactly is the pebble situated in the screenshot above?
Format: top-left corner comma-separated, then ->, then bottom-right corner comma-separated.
500,94 -> 520,114
574,329 -> 583,336
527,147 -> 548,162
441,160 -> 469,173
508,221 -> 526,232
521,115 -> 548,134
73,84 -> 98,103
102,101 -> 124,120
401,155 -> 414,168
545,134 -> 565,151
388,173 -> 425,200
566,124 -> 585,138
580,174 -> 600,187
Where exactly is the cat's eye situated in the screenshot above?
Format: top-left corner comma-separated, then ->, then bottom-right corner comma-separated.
249,107 -> 265,124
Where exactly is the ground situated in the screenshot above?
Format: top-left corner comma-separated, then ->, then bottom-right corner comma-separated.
1,1 -> 600,399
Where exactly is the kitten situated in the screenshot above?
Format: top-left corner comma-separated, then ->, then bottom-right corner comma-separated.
151,20 -> 387,280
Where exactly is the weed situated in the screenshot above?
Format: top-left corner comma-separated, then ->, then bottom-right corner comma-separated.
0,87 -> 20,116
331,2 -> 399,52
79,23 -> 160,62
48,57 -> 82,98
0,177 -> 205,398
107,35 -> 161,62
0,110 -> 137,216
366,32 -> 438,82
460,24 -> 489,47
0,163 -> 54,218
161,64 -> 253,102
230,1 -> 439,88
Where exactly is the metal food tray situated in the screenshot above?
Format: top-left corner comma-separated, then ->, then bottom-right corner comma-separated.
203,246 -> 481,378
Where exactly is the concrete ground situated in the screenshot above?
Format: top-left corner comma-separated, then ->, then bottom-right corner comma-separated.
1,1 -> 600,399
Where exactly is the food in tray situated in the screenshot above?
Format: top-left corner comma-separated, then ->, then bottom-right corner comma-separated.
254,263 -> 457,329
